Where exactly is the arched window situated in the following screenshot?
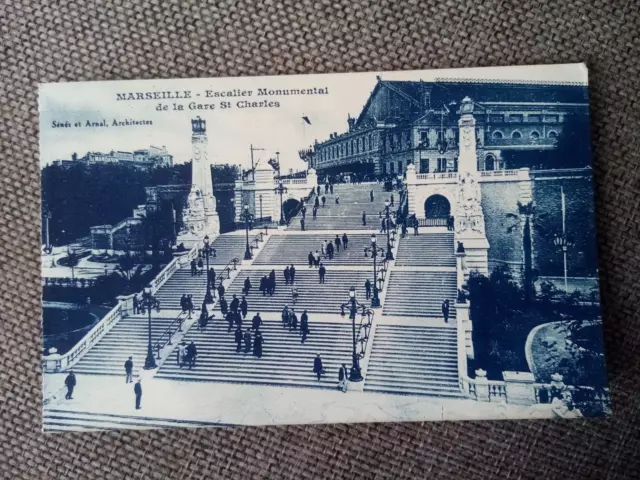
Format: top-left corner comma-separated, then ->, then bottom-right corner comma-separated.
485,154 -> 496,171
548,130 -> 558,139
341,143 -> 345,156
511,131 -> 522,139
530,131 -> 540,140
492,131 -> 503,139
364,136 -> 369,150
368,134 -> 373,150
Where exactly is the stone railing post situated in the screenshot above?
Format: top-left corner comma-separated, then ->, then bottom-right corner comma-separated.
502,371 -> 536,405
307,168 -> 318,190
116,293 -> 136,317
456,302 -> 473,360
405,163 -> 417,215
42,347 -> 63,373
474,369 -> 490,402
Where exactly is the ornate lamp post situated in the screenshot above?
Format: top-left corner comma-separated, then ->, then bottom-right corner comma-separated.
259,194 -> 263,221
202,235 -> 217,303
274,182 -> 288,226
340,287 -> 371,382
383,199 -> 395,261
241,204 -> 254,260
140,284 -> 161,370
553,234 -> 574,293
364,233 -> 385,308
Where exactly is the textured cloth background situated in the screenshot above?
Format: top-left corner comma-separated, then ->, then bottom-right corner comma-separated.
1,0 -> 639,478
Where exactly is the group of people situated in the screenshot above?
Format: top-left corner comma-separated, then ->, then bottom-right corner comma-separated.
180,294 -> 195,319
177,340 -> 199,369
258,269 -> 278,296
307,233 -> 349,267
281,306 -> 310,343
312,355 -> 350,393
234,324 -> 264,357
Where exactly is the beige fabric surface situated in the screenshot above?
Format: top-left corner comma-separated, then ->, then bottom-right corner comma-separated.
1,0 -> 639,478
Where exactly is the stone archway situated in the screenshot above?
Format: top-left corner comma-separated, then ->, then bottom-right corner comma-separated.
424,194 -> 451,225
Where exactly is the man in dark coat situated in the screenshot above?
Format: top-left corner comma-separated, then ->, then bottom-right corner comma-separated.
252,312 -> 263,331
380,217 -> 387,233
300,217 -> 305,231
253,331 -> 264,358
124,356 -> 133,383
190,258 -> 197,276
234,311 -> 243,330
325,182 -> 329,194
226,311 -> 235,333
289,265 -> 296,284
230,294 -> 239,314
260,275 -> 267,294
370,190 -> 374,202
234,326 -> 243,352
308,251 -> 314,268
338,364 -> 348,392
284,266 -> 291,285
186,295 -> 194,319
314,196 -> 320,208
326,241 -> 334,260
318,264 -> 326,284
64,371 -> 76,399
134,379 -> 142,409
132,294 -> 139,315
243,329 -> 252,353
321,195 -> 326,207
186,341 -> 197,369
362,211 -> 367,226
390,193 -> 394,206
240,296 -> 248,319
281,305 -> 290,328
335,234 -> 341,252
442,299 -> 450,323
180,294 -> 187,314
330,184 -> 334,194
342,233 -> 349,249
313,354 -> 324,381
208,267 -> 216,291
365,279 -> 372,300
300,310 -> 309,343
219,296 -> 228,316
312,205 -> 318,220
269,269 -> 277,295
289,309 -> 298,331
413,217 -> 419,236
243,276 -> 252,295
217,283 -> 225,299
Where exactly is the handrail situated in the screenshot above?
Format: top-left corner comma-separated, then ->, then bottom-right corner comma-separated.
153,310 -> 188,358
216,257 -> 240,287
355,308 -> 374,359
251,231 -> 265,249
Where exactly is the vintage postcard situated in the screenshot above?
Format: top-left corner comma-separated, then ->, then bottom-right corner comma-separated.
40,63 -> 609,432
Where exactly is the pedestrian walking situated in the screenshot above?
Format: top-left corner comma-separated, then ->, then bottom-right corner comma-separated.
243,329 -> 252,354
335,234 -> 341,252
234,326 -> 243,352
240,296 -> 248,319
197,257 -> 204,275
187,294 -> 194,319
289,309 -> 298,331
312,205 -> 318,220
198,303 -> 209,330
124,356 -> 133,383
208,267 -> 216,291
134,379 -> 142,409
190,258 -> 197,276
217,283 -> 225,299
252,312 -> 263,331
290,265 -> 296,284
413,217 -> 419,236
362,211 -> 367,226
219,296 -> 228,316
442,299 -> 450,323
325,183 -> 329,194
313,354 -> 325,381
390,193 -> 394,206
322,239 -> 328,255
178,342 -> 187,367
253,331 -> 264,358
281,305 -> 290,328
342,233 -> 349,249
314,250 -> 321,267
370,190 -> 374,202
319,264 -> 326,284
338,364 -> 348,392
321,195 -> 326,207
300,310 -> 309,343
180,294 -> 187,315
300,217 -> 305,231
314,196 -> 320,209
226,311 -> 235,332
292,287 -> 299,305
230,294 -> 239,314
308,251 -> 314,268
64,371 -> 76,399
260,275 -> 267,294
234,311 -> 243,330
327,241 -> 334,260
243,276 -> 252,295
380,217 -> 387,233
132,294 -> 138,314
365,279 -> 372,299
186,341 -> 197,369
284,266 -> 291,285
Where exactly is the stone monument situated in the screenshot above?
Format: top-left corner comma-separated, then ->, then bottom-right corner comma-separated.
178,117 -> 220,247
454,97 -> 489,276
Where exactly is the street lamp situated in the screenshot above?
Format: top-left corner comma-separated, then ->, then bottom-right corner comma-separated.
383,200 -> 395,261
241,204 -> 254,260
140,284 -> 160,370
202,235 -> 217,303
259,194 -> 263,221
553,234 -> 575,293
274,182 -> 288,226
339,287 -> 372,382
364,233 -> 385,308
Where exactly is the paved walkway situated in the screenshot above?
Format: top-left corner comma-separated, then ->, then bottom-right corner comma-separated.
44,373 -> 554,426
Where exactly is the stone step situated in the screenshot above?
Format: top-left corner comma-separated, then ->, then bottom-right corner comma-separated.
363,383 -> 463,398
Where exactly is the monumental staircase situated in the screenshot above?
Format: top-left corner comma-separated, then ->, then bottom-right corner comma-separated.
222,268 -> 373,313
69,313 -> 180,376
394,232 -> 456,267
254,233 -> 383,266
364,324 -> 461,397
382,270 -> 457,318
207,234 -> 247,266
155,319 -> 353,388
154,269 -> 208,310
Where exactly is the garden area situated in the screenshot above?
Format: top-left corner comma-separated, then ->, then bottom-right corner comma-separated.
42,304 -> 111,355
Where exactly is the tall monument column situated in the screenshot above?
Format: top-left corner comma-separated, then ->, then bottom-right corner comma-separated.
178,117 -> 220,247
455,97 -> 489,277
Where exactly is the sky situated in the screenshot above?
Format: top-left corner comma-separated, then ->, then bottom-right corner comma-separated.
39,63 -> 588,173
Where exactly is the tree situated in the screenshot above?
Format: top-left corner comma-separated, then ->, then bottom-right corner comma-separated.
114,252 -> 144,293
506,201 -> 536,304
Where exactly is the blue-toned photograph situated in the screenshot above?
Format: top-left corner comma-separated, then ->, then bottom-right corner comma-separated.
39,64 -> 610,433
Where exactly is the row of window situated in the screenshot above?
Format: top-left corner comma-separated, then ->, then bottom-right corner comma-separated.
491,130 -> 557,140
318,133 -> 378,163
489,114 -> 559,123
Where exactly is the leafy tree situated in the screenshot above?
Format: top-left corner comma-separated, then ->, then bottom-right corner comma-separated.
505,201 -> 536,304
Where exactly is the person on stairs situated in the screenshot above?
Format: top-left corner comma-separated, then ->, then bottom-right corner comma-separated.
308,251 -> 314,268
312,205 -> 318,220
362,211 -> 367,226
243,329 -> 253,354
342,233 -> 349,250
313,354 -> 325,381
242,276 -> 252,295
390,193 -> 394,207
413,217 -> 419,236
226,311 -> 235,333
281,305 -> 290,328
318,264 -> 326,284
322,239 -> 327,255
314,195 -> 320,209
289,309 -> 298,331
370,190 -> 374,202
300,217 -> 305,231
190,258 -> 197,276
252,312 -> 263,331
338,363 -> 349,393
217,282 -> 225,299
365,279 -> 372,300
234,325 -> 243,353
178,342 -> 186,367
186,341 -> 197,370
269,269 -> 277,296
313,250 -> 321,268
134,379 -> 142,410
230,294 -> 239,314
186,295 -> 194,319
124,356 -> 133,384
253,331 -> 264,358
260,275 -> 267,295
335,234 -> 341,252
335,195 -> 340,205
300,310 -> 309,344
284,265 -> 291,285
219,295 -> 228,316
208,267 -> 216,292
64,371 -> 76,400
197,257 -> 204,275
442,299 -> 450,324
240,296 -> 248,320
321,195 -> 326,207
289,265 -> 296,284
326,241 -> 334,260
